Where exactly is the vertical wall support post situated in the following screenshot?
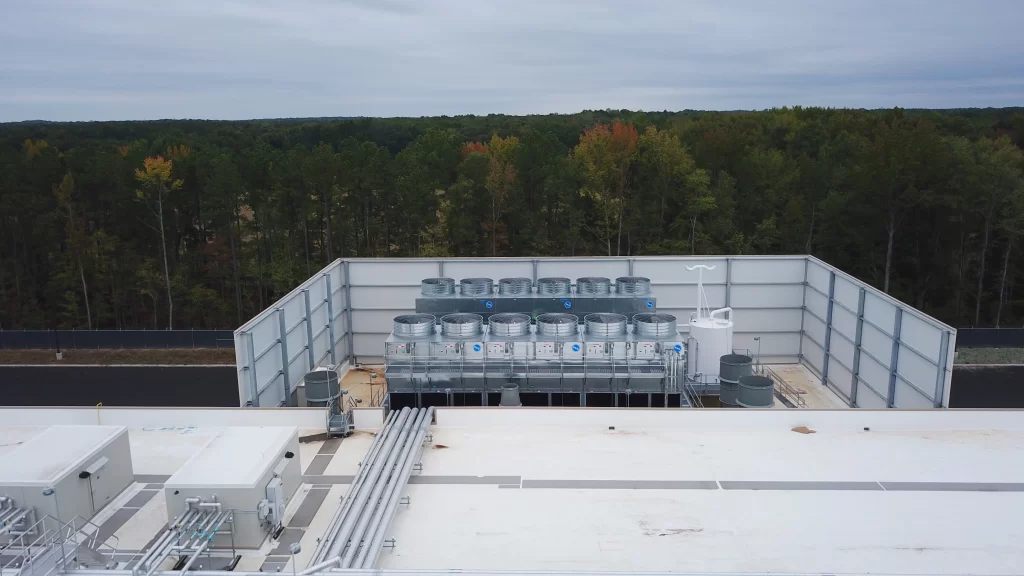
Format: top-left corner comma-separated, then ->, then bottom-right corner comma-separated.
343,261 -> 355,363
303,289 -> 315,370
850,287 -> 866,407
821,271 -> 835,387
887,308 -> 903,408
324,272 -> 337,366
532,260 -> 538,284
933,330 -> 951,408
628,258 -> 634,276
725,257 -> 732,308
798,258 -> 809,360
277,308 -> 291,406
438,260 -> 444,277
246,331 -> 259,407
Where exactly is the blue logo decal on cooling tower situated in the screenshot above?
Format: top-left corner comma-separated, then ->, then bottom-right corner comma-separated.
646,301 -> 654,308
571,343 -> 580,352
674,344 -> 682,353
484,300 -> 493,309
473,343 -> 482,352
563,300 -> 572,309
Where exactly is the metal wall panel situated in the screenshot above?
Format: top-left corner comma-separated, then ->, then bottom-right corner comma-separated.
897,346 -> 939,391
348,260 -> 437,285
805,288 -> 829,320
863,293 -> 897,336
806,260 -> 831,293
735,333 -> 800,361
634,258 -> 728,284
803,311 -> 827,344
830,332 -> 856,370
730,257 -> 805,284
860,323 -> 893,369
827,360 -> 854,399
730,284 -> 804,308
802,335 -> 824,373
442,259 -> 533,280
654,285 -> 727,311
894,379 -> 933,408
732,309 -> 802,333
831,304 -> 857,342
833,275 -> 860,311
538,258 -> 630,279
350,286 -> 420,309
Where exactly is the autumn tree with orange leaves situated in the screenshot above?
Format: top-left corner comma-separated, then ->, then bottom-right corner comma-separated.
572,122 -> 639,256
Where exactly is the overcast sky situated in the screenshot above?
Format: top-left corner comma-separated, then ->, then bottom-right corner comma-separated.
2,0 -> 1023,122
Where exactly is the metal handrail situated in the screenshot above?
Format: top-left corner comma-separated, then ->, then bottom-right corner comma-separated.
761,365 -> 807,408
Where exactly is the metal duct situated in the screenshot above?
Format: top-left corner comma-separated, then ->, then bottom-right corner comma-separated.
536,313 -> 579,337
392,314 -> 436,338
440,313 -> 484,337
488,313 -> 532,338
584,313 -> 628,338
420,278 -> 455,296
576,276 -> 611,295
633,313 -> 677,339
536,277 -> 571,296
459,278 -> 494,296
616,276 -> 652,296
498,277 -> 533,295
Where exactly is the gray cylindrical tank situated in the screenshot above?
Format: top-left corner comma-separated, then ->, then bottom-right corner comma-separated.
499,383 -> 522,407
718,354 -> 752,406
737,375 -> 775,408
719,354 -> 753,381
305,368 -> 340,407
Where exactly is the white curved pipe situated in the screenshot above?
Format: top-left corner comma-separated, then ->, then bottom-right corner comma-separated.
709,307 -> 732,320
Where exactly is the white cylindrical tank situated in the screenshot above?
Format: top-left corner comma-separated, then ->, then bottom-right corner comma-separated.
687,307 -> 733,381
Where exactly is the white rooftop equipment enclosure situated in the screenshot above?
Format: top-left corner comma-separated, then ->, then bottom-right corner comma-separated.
163,426 -> 300,548
0,425 -> 133,530
234,256 -> 956,409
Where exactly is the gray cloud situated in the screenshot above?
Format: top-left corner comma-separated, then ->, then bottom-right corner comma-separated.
1,0 -> 1023,121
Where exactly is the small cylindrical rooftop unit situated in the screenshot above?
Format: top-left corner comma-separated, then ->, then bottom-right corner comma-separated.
499,383 -> 522,406
498,277 -> 533,295
393,314 -> 436,338
421,278 -> 455,297
304,368 -> 340,407
488,313 -> 531,338
576,277 -> 611,295
440,313 -> 484,337
585,313 -> 628,338
537,277 -> 571,296
460,278 -> 494,296
737,375 -> 774,407
616,276 -> 652,296
718,353 -> 751,406
536,313 -> 579,337
633,313 -> 677,339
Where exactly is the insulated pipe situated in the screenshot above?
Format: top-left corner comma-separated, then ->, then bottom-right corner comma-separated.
344,408 -> 428,568
322,408 -> 413,561
315,409 -> 404,564
176,540 -> 208,574
310,411 -> 398,566
136,509 -> 197,576
709,307 -> 732,320
357,407 -> 434,569
339,408 -> 423,568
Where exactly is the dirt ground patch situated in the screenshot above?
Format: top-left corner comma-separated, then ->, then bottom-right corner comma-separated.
0,348 -> 235,365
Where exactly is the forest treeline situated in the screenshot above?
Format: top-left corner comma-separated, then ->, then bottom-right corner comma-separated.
2,107 -> 1024,331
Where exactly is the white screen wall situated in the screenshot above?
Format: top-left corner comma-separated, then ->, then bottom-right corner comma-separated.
234,255 -> 955,408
